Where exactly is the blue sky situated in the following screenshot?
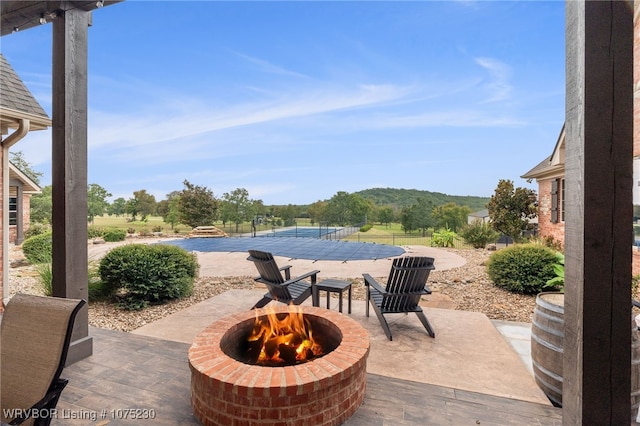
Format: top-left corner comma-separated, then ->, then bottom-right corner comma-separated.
1,1 -> 565,206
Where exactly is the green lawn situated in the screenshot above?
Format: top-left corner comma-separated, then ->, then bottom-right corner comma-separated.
91,215 -> 187,235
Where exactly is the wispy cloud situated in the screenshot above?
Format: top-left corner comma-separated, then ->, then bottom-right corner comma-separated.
87,82 -> 414,151
474,57 -> 512,103
354,109 -> 525,129
230,50 -> 312,80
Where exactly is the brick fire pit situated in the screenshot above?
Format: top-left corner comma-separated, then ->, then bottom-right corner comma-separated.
188,305 -> 370,426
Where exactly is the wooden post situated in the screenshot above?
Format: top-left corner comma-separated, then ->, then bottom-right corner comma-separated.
51,6 -> 92,364
564,1 -> 633,423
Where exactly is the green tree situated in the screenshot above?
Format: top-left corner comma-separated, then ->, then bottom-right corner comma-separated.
220,188 -> 256,232
157,192 -> 182,230
432,202 -> 471,232
399,205 -> 416,233
252,199 -> 266,218
399,198 -> 433,235
164,196 -> 181,229
307,201 -> 327,225
87,183 -> 112,223
413,197 -> 434,236
278,204 -> 299,227
30,185 -> 52,224
10,150 -> 43,185
126,189 -> 156,221
125,198 -> 138,221
108,197 -> 127,216
487,179 -> 537,242
177,180 -> 219,228
378,206 -> 395,227
324,191 -> 370,226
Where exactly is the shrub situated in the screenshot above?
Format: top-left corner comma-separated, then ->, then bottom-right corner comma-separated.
529,235 -> 563,251
88,225 -> 104,239
544,252 -> 565,291
460,221 -> 500,249
22,232 -> 52,264
88,261 -> 112,300
152,225 -> 163,233
431,228 -> 457,248
127,227 -> 136,234
35,262 -> 52,296
633,275 -> 640,301
98,244 -> 198,310
359,224 -> 373,232
486,244 -> 558,294
102,228 -> 127,242
24,223 -> 51,239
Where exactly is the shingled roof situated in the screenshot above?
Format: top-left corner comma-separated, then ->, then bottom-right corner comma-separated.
0,52 -> 51,133
521,124 -> 565,181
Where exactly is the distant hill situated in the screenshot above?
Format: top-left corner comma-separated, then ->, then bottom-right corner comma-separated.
354,188 -> 489,212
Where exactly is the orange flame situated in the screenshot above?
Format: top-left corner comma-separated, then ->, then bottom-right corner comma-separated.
247,304 -> 323,366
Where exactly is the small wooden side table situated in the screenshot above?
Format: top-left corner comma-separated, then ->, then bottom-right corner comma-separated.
313,279 -> 352,314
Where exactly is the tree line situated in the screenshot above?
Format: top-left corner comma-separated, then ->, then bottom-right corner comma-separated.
14,151 -> 538,238
29,182 -> 484,233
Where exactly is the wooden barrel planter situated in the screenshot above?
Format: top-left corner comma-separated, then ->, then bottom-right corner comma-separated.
531,292 -> 564,407
633,324 -> 640,420
532,291 -> 640,420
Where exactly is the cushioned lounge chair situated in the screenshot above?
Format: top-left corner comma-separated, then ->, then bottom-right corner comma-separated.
247,250 -> 319,309
1,293 -> 85,426
363,256 -> 436,341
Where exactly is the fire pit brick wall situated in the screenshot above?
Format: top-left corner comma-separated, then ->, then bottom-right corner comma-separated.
189,306 -> 370,426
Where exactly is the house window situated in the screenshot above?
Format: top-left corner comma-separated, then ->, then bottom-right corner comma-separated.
9,196 -> 17,226
551,178 -> 564,224
561,178 -> 565,222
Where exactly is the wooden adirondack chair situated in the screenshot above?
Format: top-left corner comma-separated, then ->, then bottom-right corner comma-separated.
247,250 -> 319,309
363,256 -> 436,341
1,293 -> 85,426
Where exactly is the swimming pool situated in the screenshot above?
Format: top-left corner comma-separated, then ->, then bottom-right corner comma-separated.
254,226 -> 339,238
163,237 -> 405,262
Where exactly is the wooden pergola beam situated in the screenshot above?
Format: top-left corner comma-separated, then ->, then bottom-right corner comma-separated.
51,5 -> 92,365
564,1 -> 633,422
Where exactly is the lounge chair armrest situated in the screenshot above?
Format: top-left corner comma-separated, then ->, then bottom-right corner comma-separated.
9,378 -> 68,425
284,270 -> 320,286
363,273 -> 387,294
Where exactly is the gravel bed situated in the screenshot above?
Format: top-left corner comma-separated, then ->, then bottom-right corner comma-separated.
8,246 -> 537,332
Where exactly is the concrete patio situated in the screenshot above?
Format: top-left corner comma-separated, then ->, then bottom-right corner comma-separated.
46,242 -> 565,424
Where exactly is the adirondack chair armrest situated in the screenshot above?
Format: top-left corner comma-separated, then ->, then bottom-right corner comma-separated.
363,273 -> 387,295
279,265 -> 292,280
284,270 -> 320,286
382,289 -> 432,297
392,265 -> 435,271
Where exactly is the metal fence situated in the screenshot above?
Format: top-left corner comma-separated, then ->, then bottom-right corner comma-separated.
217,223 -> 362,239
216,222 -> 482,249
344,233 -> 474,249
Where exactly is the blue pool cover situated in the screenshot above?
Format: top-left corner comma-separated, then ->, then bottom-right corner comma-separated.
163,237 -> 405,262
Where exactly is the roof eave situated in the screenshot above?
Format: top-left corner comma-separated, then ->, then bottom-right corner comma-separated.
0,107 -> 52,133
9,161 -> 41,193
521,164 -> 565,181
